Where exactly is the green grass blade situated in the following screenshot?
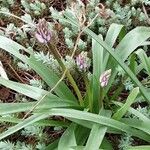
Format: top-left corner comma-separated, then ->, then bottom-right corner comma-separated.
112,87 -> 139,120
92,35 -> 104,78
84,28 -> 150,102
0,100 -> 78,115
103,24 -> 124,68
103,24 -> 124,98
0,114 -> 50,140
91,35 -> 103,112
45,139 -> 59,150
101,138 -> 113,150
28,56 -> 77,101
0,117 -> 69,127
44,108 -> 150,142
64,14 -> 150,102
0,77 -> 79,115
71,146 -> 104,150
0,77 -> 56,100
112,101 -> 150,123
136,49 -> 150,76
74,125 -> 90,145
0,35 -> 76,101
85,110 -> 111,150
0,78 -> 78,106
0,36 -> 30,63
127,146 -> 150,150
58,123 -> 77,150
70,118 -> 122,134
116,27 -> 150,62
1,108 -> 149,141
105,24 -> 124,47
121,118 -> 150,135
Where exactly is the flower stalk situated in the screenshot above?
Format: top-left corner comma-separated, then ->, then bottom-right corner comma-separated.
35,18 -> 83,105
48,43 -> 83,106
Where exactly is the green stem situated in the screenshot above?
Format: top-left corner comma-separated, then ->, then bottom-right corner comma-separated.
83,73 -> 89,92
48,44 -> 83,106
99,88 -> 104,109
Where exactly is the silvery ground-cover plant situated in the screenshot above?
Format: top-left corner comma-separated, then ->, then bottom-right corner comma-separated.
0,0 -> 150,149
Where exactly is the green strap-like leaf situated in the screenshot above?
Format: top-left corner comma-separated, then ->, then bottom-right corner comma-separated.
112,87 -> 139,120
28,56 -> 77,101
0,77 -> 56,100
121,118 -> 150,135
64,14 -> 150,102
105,24 -> 124,47
0,100 -> 78,115
84,28 -> 150,102
45,139 -> 59,150
44,108 -> 150,142
71,146 -> 104,150
91,35 -> 103,112
127,146 -> 150,150
0,113 -> 50,140
74,124 -> 90,145
85,110 -> 111,150
0,77 -> 78,108
103,24 -> 124,68
113,101 -> 150,123
58,123 -> 77,150
0,108 -> 149,141
0,36 -> 76,101
0,36 -> 30,62
92,35 -> 104,78
116,27 -> 150,62
136,49 -> 150,76
0,117 -> 69,127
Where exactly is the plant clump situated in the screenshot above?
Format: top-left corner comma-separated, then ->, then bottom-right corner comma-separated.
0,0 -> 149,149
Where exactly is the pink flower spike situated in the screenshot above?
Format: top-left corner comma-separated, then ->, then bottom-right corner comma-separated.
35,33 -> 46,43
76,51 -> 91,72
99,69 -> 111,87
35,18 -> 52,43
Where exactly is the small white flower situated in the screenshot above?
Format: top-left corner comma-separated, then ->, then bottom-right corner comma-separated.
99,69 -> 111,87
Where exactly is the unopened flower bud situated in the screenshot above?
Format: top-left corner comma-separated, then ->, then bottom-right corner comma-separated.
76,51 -> 90,72
35,18 -> 52,43
99,69 -> 111,87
